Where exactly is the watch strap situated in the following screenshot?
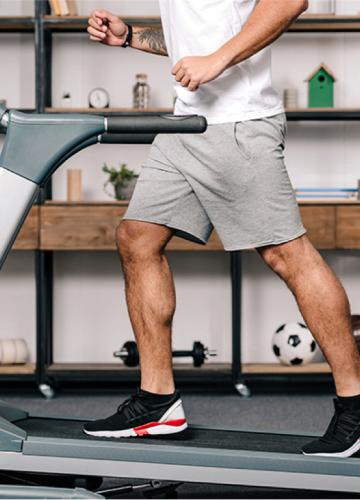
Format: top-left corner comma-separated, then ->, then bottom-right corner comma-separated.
122,24 -> 133,48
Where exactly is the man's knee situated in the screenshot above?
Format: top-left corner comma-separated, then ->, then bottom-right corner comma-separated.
259,235 -> 309,280
116,220 -> 171,261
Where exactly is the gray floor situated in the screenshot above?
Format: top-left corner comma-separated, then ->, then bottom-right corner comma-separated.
1,390 -> 357,499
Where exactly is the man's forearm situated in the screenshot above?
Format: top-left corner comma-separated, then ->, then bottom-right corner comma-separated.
216,0 -> 308,69
130,27 -> 167,56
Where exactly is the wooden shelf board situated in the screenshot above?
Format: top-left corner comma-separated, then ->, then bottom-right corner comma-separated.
42,15 -> 360,33
0,363 -> 36,375
45,107 -> 173,115
48,362 -> 230,372
287,107 -> 360,112
293,14 -> 360,31
46,200 -> 360,207
46,107 -> 360,113
298,198 -> 360,205
45,201 -> 129,206
44,15 -> 161,31
300,14 -> 360,19
242,363 -> 331,374
48,362 -> 330,375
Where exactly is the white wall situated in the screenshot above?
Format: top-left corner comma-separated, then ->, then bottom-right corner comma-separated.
1,0 -> 360,366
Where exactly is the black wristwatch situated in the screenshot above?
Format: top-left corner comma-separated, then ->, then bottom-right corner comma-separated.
122,24 -> 133,48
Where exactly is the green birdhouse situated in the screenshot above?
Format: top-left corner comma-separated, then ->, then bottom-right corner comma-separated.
306,63 -> 336,108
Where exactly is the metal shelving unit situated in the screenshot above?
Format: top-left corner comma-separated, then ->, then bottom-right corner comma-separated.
2,2 -> 360,393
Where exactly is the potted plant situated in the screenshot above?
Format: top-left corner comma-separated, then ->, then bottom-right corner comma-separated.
102,163 -> 139,201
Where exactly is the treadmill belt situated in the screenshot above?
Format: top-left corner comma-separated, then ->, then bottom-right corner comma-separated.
17,418 -> 310,455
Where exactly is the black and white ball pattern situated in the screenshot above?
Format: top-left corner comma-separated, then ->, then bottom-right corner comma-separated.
272,322 -> 318,366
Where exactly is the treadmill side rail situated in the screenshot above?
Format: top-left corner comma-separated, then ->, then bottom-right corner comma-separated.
0,416 -> 26,452
21,434 -> 360,478
0,485 -> 103,499
0,400 -> 28,422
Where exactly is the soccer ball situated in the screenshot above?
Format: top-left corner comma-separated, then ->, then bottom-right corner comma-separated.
272,322 -> 318,366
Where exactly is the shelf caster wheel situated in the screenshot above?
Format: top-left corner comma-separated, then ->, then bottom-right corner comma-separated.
39,383 -> 55,399
235,382 -> 251,398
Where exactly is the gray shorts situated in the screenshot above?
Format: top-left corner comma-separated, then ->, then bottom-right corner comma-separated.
124,113 -> 306,251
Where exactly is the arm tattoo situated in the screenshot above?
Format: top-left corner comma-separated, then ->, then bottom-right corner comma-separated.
135,27 -> 167,55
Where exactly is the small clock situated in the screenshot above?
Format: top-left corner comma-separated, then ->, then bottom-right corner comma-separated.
88,88 -> 110,109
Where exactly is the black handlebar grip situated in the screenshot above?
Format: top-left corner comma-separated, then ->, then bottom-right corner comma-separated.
106,115 -> 207,135
101,133 -> 157,144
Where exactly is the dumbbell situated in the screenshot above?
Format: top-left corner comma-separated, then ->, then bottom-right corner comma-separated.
114,341 -> 216,368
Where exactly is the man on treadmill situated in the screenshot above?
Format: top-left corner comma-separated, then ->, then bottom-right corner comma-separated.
85,0 -> 360,457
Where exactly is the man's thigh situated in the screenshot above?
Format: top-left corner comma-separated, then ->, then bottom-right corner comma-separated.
124,136 -> 213,246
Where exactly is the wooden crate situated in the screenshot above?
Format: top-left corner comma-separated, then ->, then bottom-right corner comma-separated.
40,204 -> 224,251
299,205 -> 336,249
13,206 -> 39,250
336,206 -> 360,249
40,204 -> 126,251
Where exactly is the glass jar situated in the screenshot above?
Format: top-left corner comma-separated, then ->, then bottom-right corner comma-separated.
133,73 -> 150,110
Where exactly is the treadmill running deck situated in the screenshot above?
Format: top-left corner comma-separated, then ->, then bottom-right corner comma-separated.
17,418 -> 310,454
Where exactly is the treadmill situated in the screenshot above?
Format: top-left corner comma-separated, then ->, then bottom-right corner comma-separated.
2,400 -> 360,494
1,106 -> 360,495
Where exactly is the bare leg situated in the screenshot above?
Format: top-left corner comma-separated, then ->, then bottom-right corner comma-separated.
259,235 -> 360,396
116,220 -> 175,394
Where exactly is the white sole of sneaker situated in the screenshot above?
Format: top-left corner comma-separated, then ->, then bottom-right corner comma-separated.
302,438 -> 360,458
84,421 -> 188,438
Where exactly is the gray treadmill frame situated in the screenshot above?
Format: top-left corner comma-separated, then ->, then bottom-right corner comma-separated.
1,406 -> 360,494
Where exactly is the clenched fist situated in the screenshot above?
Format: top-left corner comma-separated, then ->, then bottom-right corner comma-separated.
87,10 -> 128,46
171,54 -> 227,92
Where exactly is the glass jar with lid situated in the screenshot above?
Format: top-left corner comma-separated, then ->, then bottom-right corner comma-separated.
133,73 -> 150,110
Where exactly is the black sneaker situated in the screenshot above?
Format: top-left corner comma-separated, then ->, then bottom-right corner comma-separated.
83,390 -> 187,438
302,399 -> 360,457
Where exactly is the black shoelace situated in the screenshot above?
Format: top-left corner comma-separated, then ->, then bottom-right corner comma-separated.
117,394 -> 149,421
321,399 -> 360,445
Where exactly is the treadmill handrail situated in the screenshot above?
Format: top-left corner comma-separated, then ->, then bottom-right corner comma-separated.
106,114 -> 207,134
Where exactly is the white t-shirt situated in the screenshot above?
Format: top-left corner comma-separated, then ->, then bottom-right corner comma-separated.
159,0 -> 284,124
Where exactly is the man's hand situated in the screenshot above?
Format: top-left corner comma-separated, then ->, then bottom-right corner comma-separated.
171,54 -> 226,92
172,0 -> 308,91
87,10 -> 128,46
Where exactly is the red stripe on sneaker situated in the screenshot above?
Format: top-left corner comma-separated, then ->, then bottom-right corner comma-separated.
134,419 -> 186,433
135,428 -> 149,436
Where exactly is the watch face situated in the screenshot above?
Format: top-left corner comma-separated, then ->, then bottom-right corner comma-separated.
88,88 -> 110,108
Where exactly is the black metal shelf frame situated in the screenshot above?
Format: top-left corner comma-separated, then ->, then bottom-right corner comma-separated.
34,0 -> 54,393
0,17 -> 35,33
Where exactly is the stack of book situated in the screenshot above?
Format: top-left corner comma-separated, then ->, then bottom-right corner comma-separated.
296,188 -> 359,200
49,0 -> 78,16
